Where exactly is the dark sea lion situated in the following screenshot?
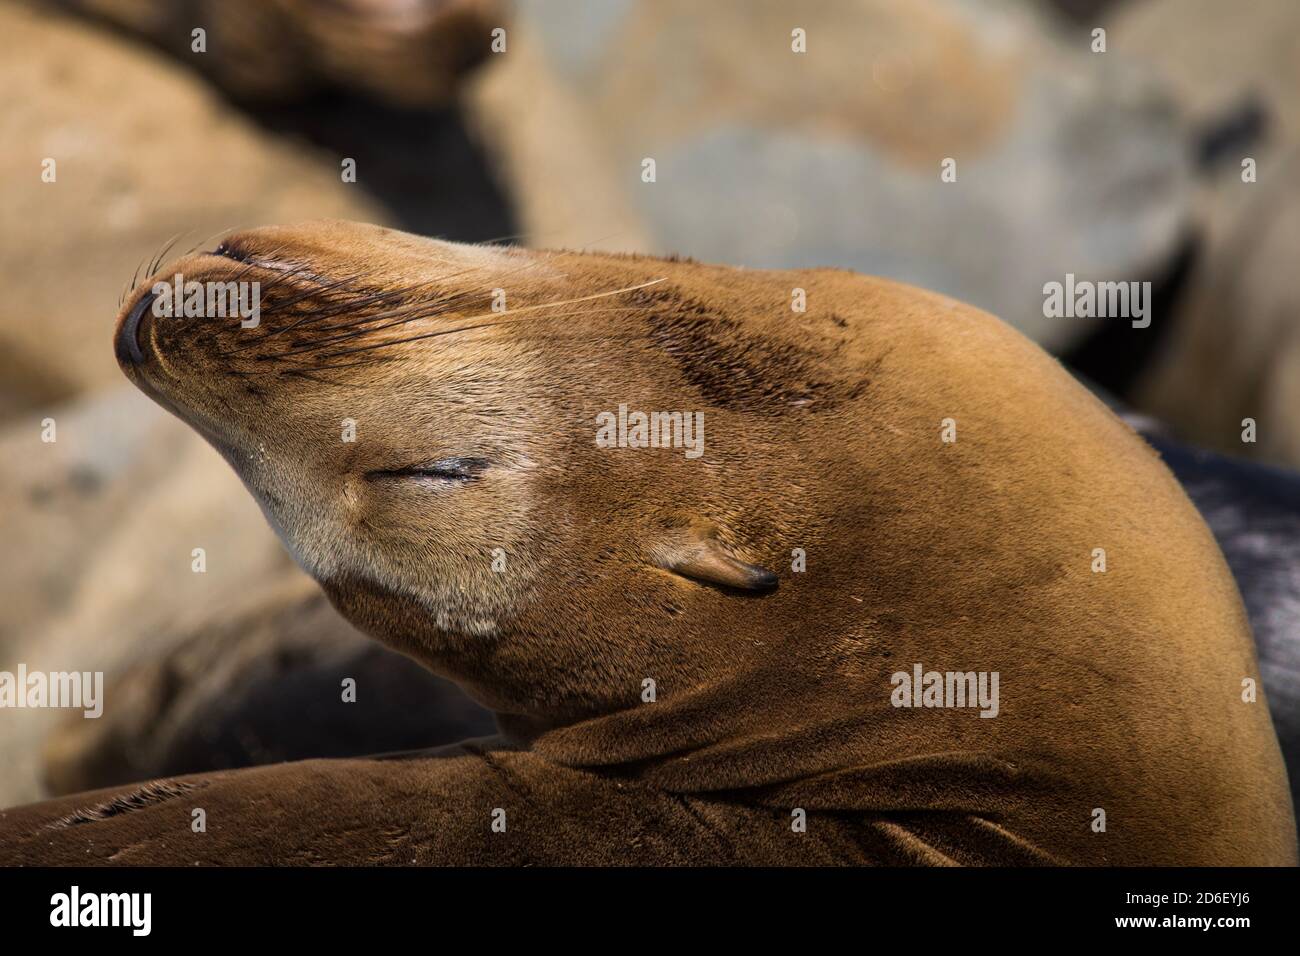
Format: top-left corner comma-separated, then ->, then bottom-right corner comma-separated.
0,220 -> 1292,865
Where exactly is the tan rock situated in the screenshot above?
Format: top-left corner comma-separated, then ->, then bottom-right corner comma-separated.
466,0 -> 1192,350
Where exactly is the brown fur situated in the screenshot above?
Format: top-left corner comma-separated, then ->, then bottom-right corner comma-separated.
1,220 -> 1293,865
45,0 -> 503,107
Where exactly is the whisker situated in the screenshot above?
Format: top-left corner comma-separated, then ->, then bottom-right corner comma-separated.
475,231 -> 531,246
301,304 -> 645,363
275,274 -> 472,331
234,255 -> 553,355
215,245 -> 294,284
254,270 -> 370,317
129,255 -> 147,295
219,271 -> 401,355
269,290 -> 488,357
251,260 -> 312,294
267,275 -> 664,361
148,231 -> 189,278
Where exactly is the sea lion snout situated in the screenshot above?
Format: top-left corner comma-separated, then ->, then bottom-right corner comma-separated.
112,221 -> 513,379
113,253 -> 270,385
113,291 -> 154,366
108,223 -> 573,678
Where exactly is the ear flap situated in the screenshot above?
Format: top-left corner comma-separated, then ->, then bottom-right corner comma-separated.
653,523 -> 778,592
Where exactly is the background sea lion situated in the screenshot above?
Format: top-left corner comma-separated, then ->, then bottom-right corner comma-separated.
39,576 -> 494,796
1108,0 -> 1300,465
0,220 -> 1292,865
1135,149 -> 1300,466
38,0 -> 504,108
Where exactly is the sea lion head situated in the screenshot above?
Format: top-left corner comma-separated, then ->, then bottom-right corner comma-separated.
113,220 -> 859,727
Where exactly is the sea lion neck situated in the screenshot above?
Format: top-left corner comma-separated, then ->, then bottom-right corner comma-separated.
474,588 -> 916,803
511,641 -> 894,791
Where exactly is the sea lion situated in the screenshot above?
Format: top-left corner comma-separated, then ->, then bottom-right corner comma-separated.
1111,0 -> 1300,466
0,386 -> 492,805
42,0 -> 504,108
1111,0 -> 1300,149
1136,149 -> 1300,468
0,219 -> 1293,865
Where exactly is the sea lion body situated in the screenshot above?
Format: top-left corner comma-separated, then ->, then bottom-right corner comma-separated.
1,221 -> 1292,865
1136,426 -> 1300,812
1,745 -> 957,866
46,0 -> 503,107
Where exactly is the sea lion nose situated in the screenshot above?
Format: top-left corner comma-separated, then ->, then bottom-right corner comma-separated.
114,292 -> 155,365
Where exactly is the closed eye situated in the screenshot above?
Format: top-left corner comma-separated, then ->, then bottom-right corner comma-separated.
365,457 -> 490,483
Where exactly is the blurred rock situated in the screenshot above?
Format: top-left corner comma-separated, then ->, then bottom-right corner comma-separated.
0,389 -> 180,655
1111,0 -> 1300,151
467,0 -> 1192,351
